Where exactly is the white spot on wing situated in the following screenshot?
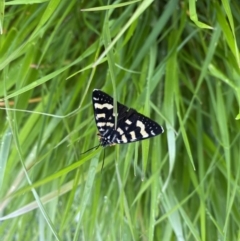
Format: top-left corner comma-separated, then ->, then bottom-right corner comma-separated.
97,122 -> 106,127
94,103 -> 113,109
129,131 -> 136,140
93,97 -> 99,101
125,119 -> 132,125
136,120 -> 149,138
96,113 -> 106,119
121,134 -> 127,143
106,122 -> 114,127
117,127 -> 124,135
151,130 -> 155,135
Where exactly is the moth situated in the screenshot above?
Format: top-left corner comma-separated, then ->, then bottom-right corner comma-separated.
92,89 -> 164,147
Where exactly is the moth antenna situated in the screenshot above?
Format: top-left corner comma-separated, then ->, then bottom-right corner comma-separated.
101,148 -> 106,171
80,144 -> 101,155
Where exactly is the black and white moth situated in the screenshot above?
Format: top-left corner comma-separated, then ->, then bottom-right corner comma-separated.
92,89 -> 164,147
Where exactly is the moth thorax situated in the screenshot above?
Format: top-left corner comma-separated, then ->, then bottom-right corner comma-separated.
98,129 -> 118,147
99,136 -> 109,147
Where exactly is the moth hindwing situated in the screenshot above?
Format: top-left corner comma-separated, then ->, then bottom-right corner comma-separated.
92,89 -> 164,147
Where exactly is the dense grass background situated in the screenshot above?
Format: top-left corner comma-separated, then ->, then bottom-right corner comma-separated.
1,0 -> 240,240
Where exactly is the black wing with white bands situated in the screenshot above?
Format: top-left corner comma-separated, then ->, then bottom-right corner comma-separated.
92,89 -> 164,147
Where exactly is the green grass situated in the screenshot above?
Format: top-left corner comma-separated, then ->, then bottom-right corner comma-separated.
0,0 -> 240,240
